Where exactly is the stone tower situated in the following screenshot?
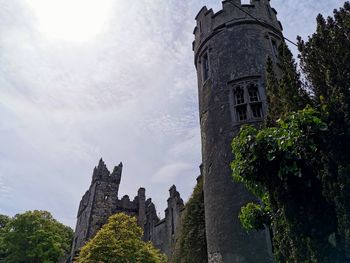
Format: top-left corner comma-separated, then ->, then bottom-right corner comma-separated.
193,0 -> 283,262
70,159 -> 123,258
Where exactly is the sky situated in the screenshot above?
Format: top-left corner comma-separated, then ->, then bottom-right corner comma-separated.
0,0 -> 343,228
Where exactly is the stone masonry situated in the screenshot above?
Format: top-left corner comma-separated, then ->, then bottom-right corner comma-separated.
69,159 -> 184,261
193,0 -> 283,262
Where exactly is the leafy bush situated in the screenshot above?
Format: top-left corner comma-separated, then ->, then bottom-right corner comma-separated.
75,213 -> 166,263
1,210 -> 73,263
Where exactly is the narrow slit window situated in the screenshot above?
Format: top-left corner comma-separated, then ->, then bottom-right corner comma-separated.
235,87 -> 245,105
237,106 -> 247,121
202,53 -> 209,82
271,39 -> 278,58
248,84 -> 260,102
251,104 -> 263,118
171,208 -> 175,235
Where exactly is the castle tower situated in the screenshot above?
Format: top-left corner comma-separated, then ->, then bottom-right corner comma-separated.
70,159 -> 122,259
193,1 -> 283,262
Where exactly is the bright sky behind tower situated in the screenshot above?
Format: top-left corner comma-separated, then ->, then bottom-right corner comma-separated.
0,0 -> 343,227
27,0 -> 113,42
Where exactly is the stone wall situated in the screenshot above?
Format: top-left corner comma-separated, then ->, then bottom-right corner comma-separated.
69,159 -> 184,261
193,0 -> 282,262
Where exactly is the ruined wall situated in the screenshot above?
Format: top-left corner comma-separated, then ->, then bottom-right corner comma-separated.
150,186 -> 184,257
193,0 -> 283,262
70,160 -> 184,261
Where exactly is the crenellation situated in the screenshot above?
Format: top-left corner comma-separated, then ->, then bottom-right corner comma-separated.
194,0 -> 282,55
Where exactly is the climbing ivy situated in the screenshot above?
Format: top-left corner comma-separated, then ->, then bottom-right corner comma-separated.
231,2 -> 350,262
173,177 -> 207,263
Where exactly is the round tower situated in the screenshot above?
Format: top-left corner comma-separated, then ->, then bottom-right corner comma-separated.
193,0 -> 283,262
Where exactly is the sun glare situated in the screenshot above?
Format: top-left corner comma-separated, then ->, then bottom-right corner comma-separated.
27,0 -> 113,42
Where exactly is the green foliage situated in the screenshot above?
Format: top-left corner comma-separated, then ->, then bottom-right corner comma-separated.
0,215 -> 11,260
173,177 -> 207,263
0,210 -> 73,263
232,109 -> 345,262
239,203 -> 270,232
75,213 -> 166,263
266,43 -> 309,125
298,2 -> 350,129
232,3 -> 350,262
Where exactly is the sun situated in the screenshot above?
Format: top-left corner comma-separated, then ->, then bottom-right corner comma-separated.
27,0 -> 113,42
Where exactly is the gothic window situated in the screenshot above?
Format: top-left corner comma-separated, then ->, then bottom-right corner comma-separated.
248,83 -> 260,102
232,80 -> 263,122
236,105 -> 248,121
202,52 -> 210,82
251,104 -> 263,118
235,86 -> 245,105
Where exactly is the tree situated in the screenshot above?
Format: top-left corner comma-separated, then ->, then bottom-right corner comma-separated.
0,215 -> 11,260
232,109 -> 341,262
75,213 -> 166,263
298,2 -> 350,258
298,2 -> 350,129
1,210 -> 73,263
173,176 -> 207,263
231,2 -> 350,262
266,43 -> 309,125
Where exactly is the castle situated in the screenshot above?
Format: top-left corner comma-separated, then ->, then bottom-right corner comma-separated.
70,0 -> 284,262
70,159 -> 184,259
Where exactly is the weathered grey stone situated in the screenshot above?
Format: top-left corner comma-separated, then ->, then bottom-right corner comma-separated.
193,0 -> 283,262
69,159 -> 184,262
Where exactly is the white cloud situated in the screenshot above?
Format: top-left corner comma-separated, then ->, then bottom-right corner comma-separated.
152,163 -> 193,184
0,0 -> 343,227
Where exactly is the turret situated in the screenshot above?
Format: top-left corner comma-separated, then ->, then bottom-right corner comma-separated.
193,0 -> 282,262
71,159 -> 124,261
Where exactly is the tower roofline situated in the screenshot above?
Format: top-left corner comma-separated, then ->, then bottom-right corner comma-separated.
193,0 -> 283,55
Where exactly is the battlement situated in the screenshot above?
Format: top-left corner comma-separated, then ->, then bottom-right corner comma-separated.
193,0 -> 282,53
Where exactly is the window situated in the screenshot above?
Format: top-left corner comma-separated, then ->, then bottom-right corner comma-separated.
232,80 -> 264,122
235,86 -> 245,105
237,105 -> 247,121
171,208 -> 175,235
251,104 -> 262,118
202,52 -> 210,82
248,83 -> 260,102
271,39 -> 278,58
